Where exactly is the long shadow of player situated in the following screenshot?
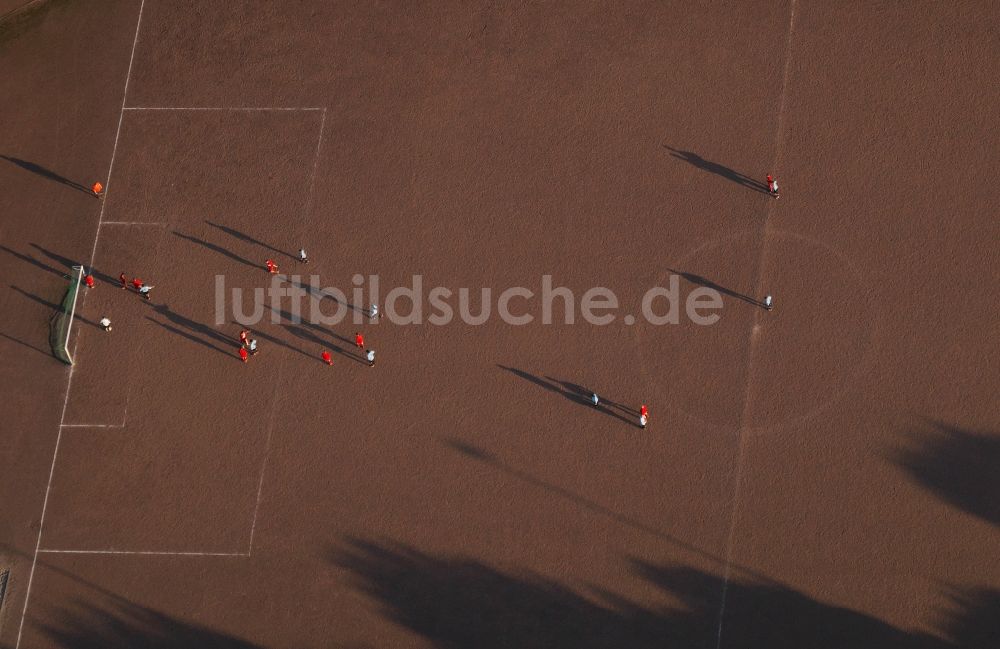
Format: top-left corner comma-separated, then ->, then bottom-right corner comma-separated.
11,285 -> 102,329
0,155 -> 94,195
147,303 -> 234,349
279,322 -> 366,364
545,376 -> 640,427
205,220 -> 294,260
0,244 -> 66,279
248,327 -> 328,363
498,366 -> 640,428
667,268 -> 765,308
271,306 -> 359,348
663,146 -> 769,194
172,231 -> 260,270
549,377 -> 641,418
0,332 -> 52,359
145,317 -> 231,356
28,243 -> 117,287
285,276 -> 367,317
228,311 -> 360,364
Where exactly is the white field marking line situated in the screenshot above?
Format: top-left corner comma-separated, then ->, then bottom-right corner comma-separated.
15,2 -> 146,648
61,403 -> 128,429
37,549 -> 248,557
13,360 -> 75,648
714,2 -> 797,648
298,107 -> 328,242
247,356 -> 286,555
123,106 -> 323,111
87,7 -> 146,269
769,0 -> 798,176
46,358 -> 283,557
101,221 -> 168,226
60,423 -> 124,429
60,263 -> 139,429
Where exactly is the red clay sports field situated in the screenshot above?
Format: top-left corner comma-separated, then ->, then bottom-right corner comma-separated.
1,1 -> 997,647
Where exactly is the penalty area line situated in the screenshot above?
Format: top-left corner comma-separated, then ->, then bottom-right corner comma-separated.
100,221 -> 168,226
61,401 -> 127,429
60,423 -> 125,429
123,106 -> 324,112
37,549 -> 249,557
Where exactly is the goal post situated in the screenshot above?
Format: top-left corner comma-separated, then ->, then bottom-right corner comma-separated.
49,265 -> 84,364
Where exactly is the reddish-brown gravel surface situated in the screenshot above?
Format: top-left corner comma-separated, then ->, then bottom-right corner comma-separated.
1,1 -> 997,647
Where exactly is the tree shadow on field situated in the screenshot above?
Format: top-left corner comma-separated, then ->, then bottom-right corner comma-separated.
40,599 -> 264,649
443,438 -> 760,577
666,268 -> 763,307
937,587 -> 1000,648
0,154 -> 95,195
330,537 -> 992,649
893,420 -> 1000,528
205,220 -> 292,260
0,0 -> 79,46
497,365 -> 639,428
663,146 -> 769,195
3,545 -> 276,649
172,230 -> 260,270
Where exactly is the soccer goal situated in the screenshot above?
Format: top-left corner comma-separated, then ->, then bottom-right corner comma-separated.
49,265 -> 84,364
